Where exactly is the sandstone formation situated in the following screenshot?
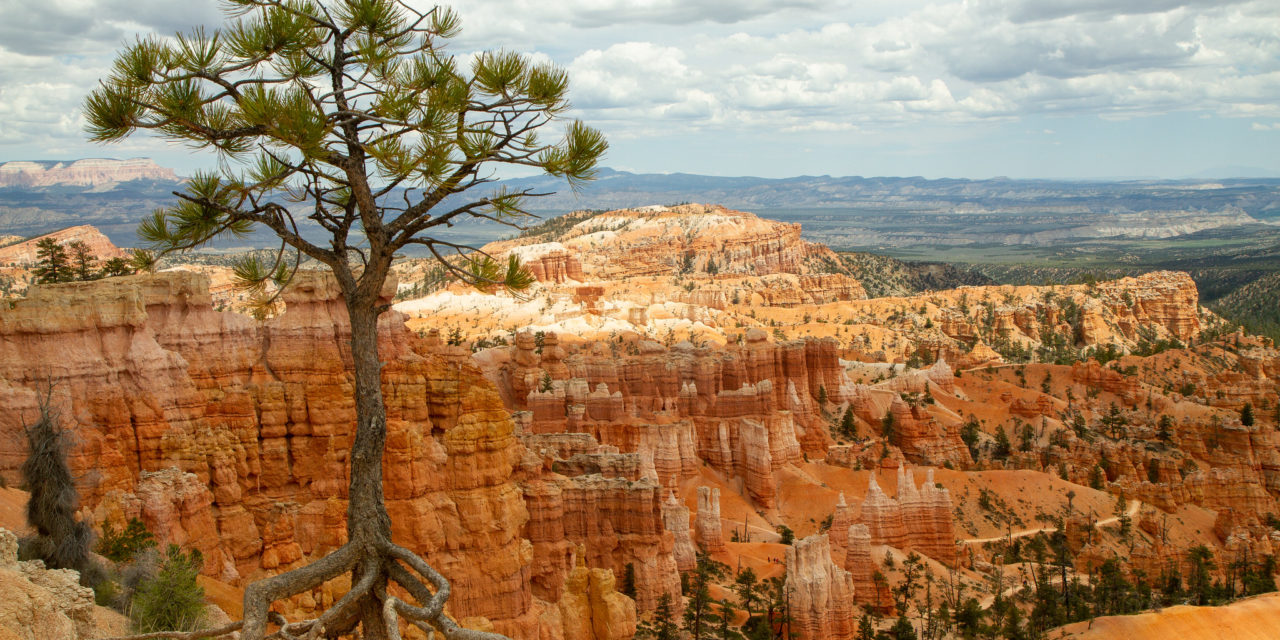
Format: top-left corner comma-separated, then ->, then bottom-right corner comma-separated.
4,198 -> 1275,640
518,430 -> 682,614
661,492 -> 697,571
487,204 -> 866,286
885,394 -> 972,468
695,486 -> 725,553
0,272 -> 636,640
0,528 -> 106,640
0,225 -> 127,268
491,328 -> 843,507
556,549 -> 637,640
843,524 -> 888,610
853,468 -> 956,564
513,247 -> 584,284
828,493 -> 856,550
785,534 -> 856,640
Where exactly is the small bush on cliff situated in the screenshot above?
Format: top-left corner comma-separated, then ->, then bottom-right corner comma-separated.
18,395 -> 103,588
100,256 -> 134,278
97,517 -> 157,563
776,525 -> 795,545
129,544 -> 206,633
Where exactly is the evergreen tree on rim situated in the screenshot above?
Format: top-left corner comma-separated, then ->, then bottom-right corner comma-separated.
84,1 -> 606,638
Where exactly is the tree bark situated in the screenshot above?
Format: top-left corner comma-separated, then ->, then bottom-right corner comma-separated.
345,292 -> 394,639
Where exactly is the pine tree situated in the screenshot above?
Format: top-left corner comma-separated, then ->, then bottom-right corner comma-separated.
993,426 -> 1012,460
776,525 -> 795,545
130,544 -> 207,632
1188,545 -> 1217,605
734,567 -> 760,617
1242,403 -> 1254,427
684,552 -> 729,640
889,615 -> 917,640
85,1 -> 605,636
857,613 -> 875,640
763,576 -> 791,640
960,416 -> 980,459
840,407 -> 857,439
1089,464 -> 1105,490
67,240 -> 98,281
714,599 -> 742,640
33,238 -> 72,283
638,593 -> 679,640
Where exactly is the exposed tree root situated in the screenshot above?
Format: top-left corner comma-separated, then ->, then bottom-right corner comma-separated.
102,541 -> 510,640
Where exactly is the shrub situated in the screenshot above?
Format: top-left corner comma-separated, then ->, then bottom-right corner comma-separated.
130,544 -> 206,633
776,525 -> 795,545
18,396 -> 102,587
97,517 -> 157,563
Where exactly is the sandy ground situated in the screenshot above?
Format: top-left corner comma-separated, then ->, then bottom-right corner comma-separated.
1052,592 -> 1280,639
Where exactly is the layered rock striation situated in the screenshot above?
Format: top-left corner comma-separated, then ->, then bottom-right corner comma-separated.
695,486 -> 725,553
785,534 -> 856,640
854,468 -> 957,564
494,328 -> 847,506
0,272 -> 635,640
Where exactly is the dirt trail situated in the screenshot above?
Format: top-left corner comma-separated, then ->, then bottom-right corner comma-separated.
961,499 -> 1141,545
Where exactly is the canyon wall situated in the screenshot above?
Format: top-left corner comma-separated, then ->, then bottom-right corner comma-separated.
491,328 -> 845,507
0,272 -> 634,640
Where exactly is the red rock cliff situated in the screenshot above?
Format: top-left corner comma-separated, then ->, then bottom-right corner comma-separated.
0,272 -> 635,640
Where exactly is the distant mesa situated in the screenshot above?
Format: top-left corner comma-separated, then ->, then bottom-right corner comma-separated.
0,225 -> 127,267
0,158 -> 177,188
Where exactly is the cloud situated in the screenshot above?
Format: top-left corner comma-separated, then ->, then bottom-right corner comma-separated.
1000,0 -> 1255,24
0,0 -> 1277,170
448,0 -> 837,30
0,0 -> 223,56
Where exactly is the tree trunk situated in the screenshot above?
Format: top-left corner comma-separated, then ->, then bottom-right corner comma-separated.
346,296 -> 394,639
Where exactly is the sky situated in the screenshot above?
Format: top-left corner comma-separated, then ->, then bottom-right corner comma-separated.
0,0 -> 1277,180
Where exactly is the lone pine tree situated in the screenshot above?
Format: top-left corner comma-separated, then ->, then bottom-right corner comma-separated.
33,238 -> 73,283
84,1 -> 605,638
